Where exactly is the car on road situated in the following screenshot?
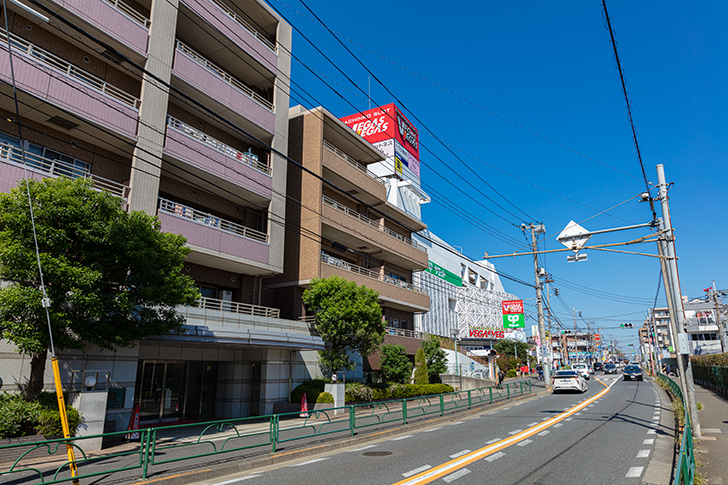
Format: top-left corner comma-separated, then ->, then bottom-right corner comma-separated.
604,363 -> 617,374
623,365 -> 643,381
571,362 -> 590,380
552,370 -> 587,393
593,362 -> 603,373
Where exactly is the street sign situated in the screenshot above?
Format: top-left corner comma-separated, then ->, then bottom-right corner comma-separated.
557,221 -> 591,250
503,313 -> 525,328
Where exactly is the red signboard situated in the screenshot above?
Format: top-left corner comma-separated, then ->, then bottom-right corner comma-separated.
340,103 -> 419,160
594,335 -> 601,341
469,329 -> 506,339
501,300 -> 524,315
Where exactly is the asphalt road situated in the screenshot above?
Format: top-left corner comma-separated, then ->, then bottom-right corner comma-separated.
198,375 -> 672,485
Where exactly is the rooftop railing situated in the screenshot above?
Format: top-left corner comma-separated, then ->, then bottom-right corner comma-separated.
321,252 -> 429,296
0,144 -> 130,199
323,139 -> 385,186
194,295 -> 279,318
159,197 -> 268,243
176,41 -> 273,111
102,0 -> 150,27
166,115 -> 271,175
1,28 -> 141,109
322,195 -> 427,254
208,0 -> 276,52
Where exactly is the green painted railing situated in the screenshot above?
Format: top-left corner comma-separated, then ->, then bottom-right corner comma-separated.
0,380 -> 531,483
691,365 -> 728,392
656,373 -> 694,485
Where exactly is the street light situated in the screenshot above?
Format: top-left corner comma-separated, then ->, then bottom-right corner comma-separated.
450,328 -> 459,376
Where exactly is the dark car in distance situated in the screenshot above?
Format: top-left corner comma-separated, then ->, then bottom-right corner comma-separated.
604,363 -> 617,374
623,365 -> 643,381
593,362 -> 603,372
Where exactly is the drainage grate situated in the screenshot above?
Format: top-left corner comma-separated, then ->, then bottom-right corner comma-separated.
363,451 -> 392,457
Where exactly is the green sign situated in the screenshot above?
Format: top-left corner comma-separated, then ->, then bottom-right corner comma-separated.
503,313 -> 525,328
426,260 -> 462,286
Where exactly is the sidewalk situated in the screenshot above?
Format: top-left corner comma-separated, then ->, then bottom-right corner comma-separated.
693,383 -> 728,484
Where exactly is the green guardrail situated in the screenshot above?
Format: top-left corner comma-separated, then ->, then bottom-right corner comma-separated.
656,373 -> 694,485
0,380 -> 532,484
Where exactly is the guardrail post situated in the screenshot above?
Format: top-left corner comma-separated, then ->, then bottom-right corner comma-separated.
489,387 -> 493,404
467,390 -> 472,409
403,400 -> 408,425
349,406 -> 355,437
440,393 -> 445,416
507,383 -> 510,399
142,428 -> 151,479
271,415 -> 278,453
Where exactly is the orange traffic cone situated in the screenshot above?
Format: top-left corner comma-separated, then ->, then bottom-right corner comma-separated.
299,392 -> 309,417
125,402 -> 140,441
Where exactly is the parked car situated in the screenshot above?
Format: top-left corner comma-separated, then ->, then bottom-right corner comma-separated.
552,370 -> 587,393
604,363 -> 617,374
623,365 -> 643,381
571,362 -> 590,380
592,362 -> 603,373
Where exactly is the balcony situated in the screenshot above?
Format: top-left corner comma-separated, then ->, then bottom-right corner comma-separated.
158,198 -> 271,274
0,29 -> 139,138
164,116 -> 272,199
322,140 -> 386,204
181,0 -> 277,70
321,252 -> 430,312
57,0 -> 150,56
0,144 -> 130,199
195,296 -> 279,318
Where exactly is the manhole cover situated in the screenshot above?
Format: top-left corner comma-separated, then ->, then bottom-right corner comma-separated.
363,451 -> 392,457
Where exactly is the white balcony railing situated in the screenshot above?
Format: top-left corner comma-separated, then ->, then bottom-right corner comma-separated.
159,197 -> 268,243
0,144 -> 130,199
322,195 -> 427,254
321,252 -> 429,296
1,28 -> 141,109
166,116 -> 271,175
175,41 -> 273,111
323,139 -> 385,186
195,296 -> 279,318
208,0 -> 276,52
101,0 -> 150,27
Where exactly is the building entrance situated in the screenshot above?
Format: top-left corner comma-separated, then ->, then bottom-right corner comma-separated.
136,360 -> 218,424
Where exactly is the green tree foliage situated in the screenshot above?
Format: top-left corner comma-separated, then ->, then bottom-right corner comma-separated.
302,276 -> 384,372
0,178 -> 199,399
414,347 -> 429,385
494,339 -> 531,363
380,344 -> 412,383
422,336 -> 448,383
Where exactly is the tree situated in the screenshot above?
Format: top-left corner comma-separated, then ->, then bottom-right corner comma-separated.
380,344 -> 412,383
494,339 -> 531,363
302,276 -> 384,373
421,336 -> 448,383
0,177 -> 199,400
413,348 -> 428,385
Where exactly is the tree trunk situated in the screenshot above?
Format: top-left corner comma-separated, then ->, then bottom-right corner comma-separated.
26,346 -> 48,401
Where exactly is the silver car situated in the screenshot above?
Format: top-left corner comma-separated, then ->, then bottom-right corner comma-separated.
552,370 -> 588,393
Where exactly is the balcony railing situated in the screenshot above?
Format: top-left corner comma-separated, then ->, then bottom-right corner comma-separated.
102,0 -> 150,27
208,0 -> 276,52
322,195 -> 427,254
0,144 -> 130,199
321,252 -> 429,296
166,116 -> 271,175
195,296 -> 279,318
1,28 -> 141,109
159,197 -> 268,243
323,139 -> 385,186
176,41 -> 273,111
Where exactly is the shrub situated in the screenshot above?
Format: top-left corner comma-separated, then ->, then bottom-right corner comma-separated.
506,369 -> 517,378
36,406 -> 82,439
0,392 -> 81,439
380,344 -> 412,383
291,379 -> 325,404
372,388 -> 390,401
316,392 -> 334,404
414,348 -> 429,385
345,382 -> 373,403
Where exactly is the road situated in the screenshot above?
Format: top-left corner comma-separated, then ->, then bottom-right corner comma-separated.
198,375 -> 673,485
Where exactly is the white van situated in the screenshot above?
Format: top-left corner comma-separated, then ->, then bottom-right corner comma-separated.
571,362 -> 590,380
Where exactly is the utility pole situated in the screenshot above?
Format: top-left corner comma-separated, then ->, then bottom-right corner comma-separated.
525,223 -> 551,388
710,282 -> 725,353
655,164 -> 701,438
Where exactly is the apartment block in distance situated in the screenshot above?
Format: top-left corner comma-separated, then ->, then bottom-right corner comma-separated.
267,105 -> 431,374
0,0 -> 324,436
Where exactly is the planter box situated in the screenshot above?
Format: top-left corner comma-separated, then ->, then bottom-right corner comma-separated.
325,383 -> 345,414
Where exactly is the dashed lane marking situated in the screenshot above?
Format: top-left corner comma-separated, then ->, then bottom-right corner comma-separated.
392,435 -> 414,441
450,450 -> 472,459
537,430 -> 550,436
290,458 -> 330,467
442,469 -> 471,483
485,452 -> 505,462
643,439 -> 655,445
403,465 -> 432,478
347,445 -> 378,452
215,476 -> 263,484
636,450 -> 650,458
485,438 -> 500,445
626,467 -> 644,478
517,439 -> 533,447
422,427 -> 443,432
508,429 -> 523,435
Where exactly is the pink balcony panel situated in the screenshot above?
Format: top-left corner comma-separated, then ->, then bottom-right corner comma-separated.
164,128 -> 272,199
57,0 -> 149,55
158,211 -> 269,265
0,49 -> 139,140
173,52 -> 275,134
0,160 -> 47,194
181,0 -> 277,71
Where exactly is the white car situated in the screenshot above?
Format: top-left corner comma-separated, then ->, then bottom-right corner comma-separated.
571,362 -> 590,381
552,370 -> 588,393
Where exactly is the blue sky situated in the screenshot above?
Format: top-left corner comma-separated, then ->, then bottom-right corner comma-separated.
269,0 -> 728,351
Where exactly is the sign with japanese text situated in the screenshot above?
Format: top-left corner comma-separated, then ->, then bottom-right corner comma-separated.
502,299 -> 525,328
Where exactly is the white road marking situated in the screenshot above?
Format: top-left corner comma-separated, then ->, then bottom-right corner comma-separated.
517,439 -> 533,447
403,465 -> 432,478
392,435 -> 414,441
626,466 -> 644,478
541,416 -> 550,420
538,430 -> 550,436
703,428 -> 723,433
508,429 -> 523,435
423,427 -> 443,432
647,429 -> 657,434
450,421 -> 465,425
643,439 -> 655,445
528,422 -> 539,426
553,423 -> 563,428
485,438 -> 500,444
485,452 -> 505,462
565,418 -> 573,421
442,468 -> 471,483
636,450 -> 650,458
290,458 -> 330,467
347,445 -> 377,452
450,450 -> 472,459
215,475 -> 263,484
575,412 -> 582,416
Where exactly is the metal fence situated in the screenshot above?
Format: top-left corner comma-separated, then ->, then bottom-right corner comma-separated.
691,365 -> 728,393
0,380 -> 531,484
656,372 -> 694,485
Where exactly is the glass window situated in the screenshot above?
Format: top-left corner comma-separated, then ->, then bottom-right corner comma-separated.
199,286 -> 217,299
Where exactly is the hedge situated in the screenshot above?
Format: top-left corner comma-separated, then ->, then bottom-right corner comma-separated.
0,392 -> 82,439
316,392 -> 334,404
290,379 -> 325,404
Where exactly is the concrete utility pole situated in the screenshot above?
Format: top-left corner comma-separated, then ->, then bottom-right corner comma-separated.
655,164 -> 701,438
710,282 -> 726,353
525,223 -> 551,388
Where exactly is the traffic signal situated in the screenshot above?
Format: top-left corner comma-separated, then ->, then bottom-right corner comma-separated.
560,330 -> 573,334
620,323 -> 634,328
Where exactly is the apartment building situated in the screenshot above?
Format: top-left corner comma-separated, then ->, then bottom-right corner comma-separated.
267,106 -> 431,372
0,0 -> 324,432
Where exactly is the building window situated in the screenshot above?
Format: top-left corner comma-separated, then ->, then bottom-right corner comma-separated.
448,298 -> 457,311
199,286 -> 217,299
